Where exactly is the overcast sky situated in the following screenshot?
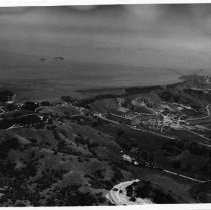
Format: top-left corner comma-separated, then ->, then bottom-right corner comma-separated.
0,5 -> 211,71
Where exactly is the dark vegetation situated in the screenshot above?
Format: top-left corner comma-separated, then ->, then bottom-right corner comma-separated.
61,96 -> 77,103
126,180 -> 177,204
0,91 -> 14,103
21,101 -> 39,111
80,116 -> 210,180
161,140 -> 208,157
47,184 -> 100,206
184,89 -> 211,103
158,89 -> 202,111
75,94 -> 123,107
190,181 -> 211,203
125,85 -> 162,94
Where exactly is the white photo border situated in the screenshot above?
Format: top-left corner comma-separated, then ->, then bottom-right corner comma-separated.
0,1 -> 210,210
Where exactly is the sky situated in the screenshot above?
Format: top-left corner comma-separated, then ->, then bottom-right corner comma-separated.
0,5 -> 211,71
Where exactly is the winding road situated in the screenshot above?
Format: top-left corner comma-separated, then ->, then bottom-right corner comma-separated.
188,104 -> 211,121
106,179 -> 153,205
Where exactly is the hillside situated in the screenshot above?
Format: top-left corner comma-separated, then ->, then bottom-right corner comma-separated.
0,74 -> 210,206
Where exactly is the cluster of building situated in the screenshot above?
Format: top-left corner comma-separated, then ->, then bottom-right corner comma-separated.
106,96 -> 193,134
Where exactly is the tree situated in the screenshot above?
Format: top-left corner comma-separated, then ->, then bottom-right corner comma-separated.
61,96 -> 75,103
171,160 -> 181,170
117,130 -> 125,137
40,101 -> 51,106
0,90 -> 14,102
188,142 -> 204,156
21,101 -> 39,111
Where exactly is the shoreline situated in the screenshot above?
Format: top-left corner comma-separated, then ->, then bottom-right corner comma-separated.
0,79 -> 183,104
0,72 -> 208,104
75,78 -> 184,94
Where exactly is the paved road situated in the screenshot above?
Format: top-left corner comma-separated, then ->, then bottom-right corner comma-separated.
181,125 -> 211,142
6,125 -> 24,130
127,125 -> 175,140
162,169 -> 211,183
94,113 -> 120,125
106,179 -> 153,205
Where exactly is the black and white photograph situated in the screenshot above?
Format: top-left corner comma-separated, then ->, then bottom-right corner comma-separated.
0,2 -> 211,207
